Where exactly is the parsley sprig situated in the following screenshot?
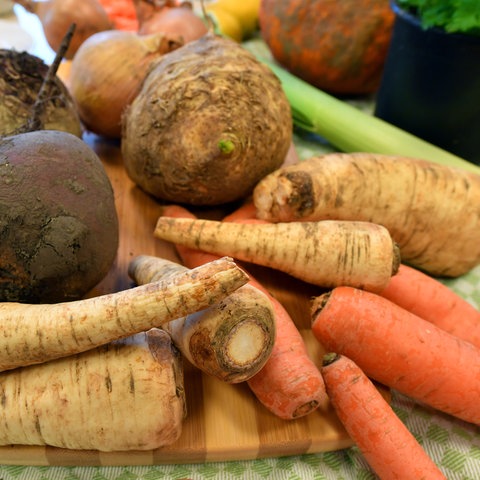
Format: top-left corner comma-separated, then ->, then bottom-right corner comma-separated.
397,0 -> 480,35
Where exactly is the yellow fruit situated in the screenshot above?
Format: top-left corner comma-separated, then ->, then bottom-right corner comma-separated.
206,5 -> 244,42
207,0 -> 260,37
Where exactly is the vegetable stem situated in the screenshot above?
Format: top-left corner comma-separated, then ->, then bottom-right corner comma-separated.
218,139 -> 235,154
24,23 -> 76,133
258,57 -> 480,175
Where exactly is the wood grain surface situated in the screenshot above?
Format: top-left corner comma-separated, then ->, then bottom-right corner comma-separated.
0,134 -> 388,466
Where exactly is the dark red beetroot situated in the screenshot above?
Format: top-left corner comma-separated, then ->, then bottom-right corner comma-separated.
0,130 -> 119,303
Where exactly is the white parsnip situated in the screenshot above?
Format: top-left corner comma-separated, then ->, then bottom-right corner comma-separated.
153,217 -> 400,292
129,255 -> 276,383
253,152 -> 480,277
0,257 -> 248,372
0,328 -> 185,451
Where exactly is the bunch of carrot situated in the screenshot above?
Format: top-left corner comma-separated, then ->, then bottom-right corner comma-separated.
312,270 -> 480,478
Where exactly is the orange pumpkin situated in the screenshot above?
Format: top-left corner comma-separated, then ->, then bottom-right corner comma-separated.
259,0 -> 395,95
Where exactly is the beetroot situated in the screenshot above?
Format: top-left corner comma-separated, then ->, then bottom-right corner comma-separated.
0,130 -> 119,303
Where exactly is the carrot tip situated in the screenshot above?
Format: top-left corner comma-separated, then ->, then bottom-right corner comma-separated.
322,352 -> 340,367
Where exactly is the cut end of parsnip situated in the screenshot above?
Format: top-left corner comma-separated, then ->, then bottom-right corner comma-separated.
223,319 -> 271,367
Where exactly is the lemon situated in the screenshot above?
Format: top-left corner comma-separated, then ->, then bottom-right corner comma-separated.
205,5 -> 244,42
218,0 -> 260,35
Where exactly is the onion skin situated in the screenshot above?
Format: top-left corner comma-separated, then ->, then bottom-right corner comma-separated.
0,49 -> 82,138
14,0 -> 113,59
134,0 -> 208,43
122,33 -> 293,206
69,30 -> 183,138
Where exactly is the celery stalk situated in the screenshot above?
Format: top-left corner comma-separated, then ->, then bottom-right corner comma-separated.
260,58 -> 480,175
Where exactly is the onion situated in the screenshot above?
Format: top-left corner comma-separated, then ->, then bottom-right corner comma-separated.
134,0 -> 208,42
14,0 -> 113,59
69,29 -> 183,138
0,49 -> 82,138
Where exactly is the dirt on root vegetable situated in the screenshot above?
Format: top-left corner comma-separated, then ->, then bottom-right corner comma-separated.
0,130 -> 118,303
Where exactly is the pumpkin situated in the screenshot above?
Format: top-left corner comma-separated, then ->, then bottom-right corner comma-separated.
259,0 -> 395,95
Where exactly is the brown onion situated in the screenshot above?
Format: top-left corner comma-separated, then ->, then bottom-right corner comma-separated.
134,0 -> 208,43
14,0 -> 113,59
69,29 -> 182,138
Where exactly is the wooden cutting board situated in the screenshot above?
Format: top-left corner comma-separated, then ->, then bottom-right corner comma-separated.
0,134 -> 388,466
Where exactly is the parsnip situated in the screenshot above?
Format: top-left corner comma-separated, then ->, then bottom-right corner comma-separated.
153,217 -> 400,292
253,152 -> 480,277
0,328 -> 185,451
128,255 -> 276,383
0,256 -> 248,372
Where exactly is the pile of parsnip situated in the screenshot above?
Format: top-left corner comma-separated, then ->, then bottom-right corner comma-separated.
152,151 -> 480,479
0,256 -> 253,451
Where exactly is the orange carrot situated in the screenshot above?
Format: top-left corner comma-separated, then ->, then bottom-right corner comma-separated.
161,204 -> 329,419
223,200 -> 258,222
97,0 -> 139,31
246,289 -> 328,419
380,264 -> 480,349
311,286 -> 480,425
321,353 -> 447,480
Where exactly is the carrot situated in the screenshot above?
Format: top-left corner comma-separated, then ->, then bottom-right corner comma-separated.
223,199 -> 258,222
321,353 -> 447,480
160,204 -> 329,419
252,152 -> 480,277
97,0 -> 139,31
0,328 -> 185,451
0,256 -> 248,372
154,216 -> 400,293
380,264 -> 480,349
128,254 -> 276,384
311,286 -> 480,425
246,290 -> 328,419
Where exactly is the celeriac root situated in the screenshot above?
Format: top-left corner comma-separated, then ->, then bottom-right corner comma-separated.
154,217 -> 400,292
128,255 -> 276,383
253,152 -> 480,276
0,256 -> 248,372
0,328 -> 185,451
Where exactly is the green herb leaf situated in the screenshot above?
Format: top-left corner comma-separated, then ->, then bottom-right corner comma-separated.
397,0 -> 480,34
448,0 -> 480,34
